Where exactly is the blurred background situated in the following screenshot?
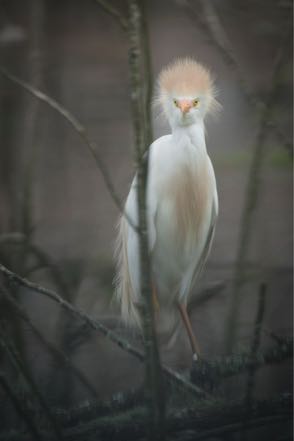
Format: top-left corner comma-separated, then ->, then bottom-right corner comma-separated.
0,0 -> 292,418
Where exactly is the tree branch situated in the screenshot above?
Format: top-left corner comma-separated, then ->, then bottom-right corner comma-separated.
0,263 -> 208,399
186,0 -> 292,153
0,66 -> 138,232
191,337 -> 292,386
0,321 -> 63,440
224,30 -> 291,352
241,283 -> 267,439
0,393 -> 291,441
0,370 -> 43,441
188,281 -> 226,312
0,283 -> 98,399
94,0 -> 128,31
128,1 -> 165,438
0,232 -> 71,299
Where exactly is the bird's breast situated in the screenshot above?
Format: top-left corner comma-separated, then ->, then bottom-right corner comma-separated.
157,154 -> 213,245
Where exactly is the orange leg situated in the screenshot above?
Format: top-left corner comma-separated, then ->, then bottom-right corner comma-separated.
177,302 -> 201,361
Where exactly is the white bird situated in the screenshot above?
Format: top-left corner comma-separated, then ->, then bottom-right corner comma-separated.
115,58 -> 219,361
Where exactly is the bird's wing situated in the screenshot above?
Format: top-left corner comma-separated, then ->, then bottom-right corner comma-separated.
125,146 -> 158,253
146,134 -> 172,252
147,172 -> 157,252
191,157 -> 218,284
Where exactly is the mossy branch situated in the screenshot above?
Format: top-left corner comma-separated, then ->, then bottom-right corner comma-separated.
128,1 -> 165,439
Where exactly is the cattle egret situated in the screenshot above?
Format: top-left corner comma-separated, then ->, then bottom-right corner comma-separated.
115,58 -> 219,361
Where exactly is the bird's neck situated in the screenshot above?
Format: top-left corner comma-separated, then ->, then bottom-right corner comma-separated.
171,120 -> 206,155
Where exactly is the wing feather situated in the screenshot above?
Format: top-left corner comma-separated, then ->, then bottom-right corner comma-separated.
191,158 -> 218,286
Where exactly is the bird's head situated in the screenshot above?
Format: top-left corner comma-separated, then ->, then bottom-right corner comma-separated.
157,58 -> 220,128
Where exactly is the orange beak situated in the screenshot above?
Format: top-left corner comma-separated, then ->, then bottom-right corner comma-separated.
178,99 -> 193,114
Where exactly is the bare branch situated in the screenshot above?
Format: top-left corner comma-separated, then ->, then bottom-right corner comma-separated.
0,283 -> 98,399
245,284 -> 267,391
0,321 -> 63,440
140,0 -> 154,148
188,281 -> 226,312
225,31 -> 291,352
19,0 -> 44,241
0,263 -> 208,399
128,1 -> 165,438
0,370 -> 43,441
0,232 -> 71,299
0,66 -> 138,232
0,232 -> 26,246
94,0 -> 128,31
241,283 -> 267,439
187,0 -> 292,152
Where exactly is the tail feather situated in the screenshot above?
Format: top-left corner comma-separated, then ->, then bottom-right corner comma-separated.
114,215 -> 141,328
114,216 -> 182,349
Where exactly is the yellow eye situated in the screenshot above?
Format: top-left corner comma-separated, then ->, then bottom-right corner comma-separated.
193,99 -> 199,107
173,99 -> 178,107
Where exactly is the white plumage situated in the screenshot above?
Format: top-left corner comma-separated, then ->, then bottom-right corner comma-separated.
115,58 -> 219,359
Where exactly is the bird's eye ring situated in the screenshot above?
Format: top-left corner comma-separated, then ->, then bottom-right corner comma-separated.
193,99 -> 199,107
173,99 -> 178,107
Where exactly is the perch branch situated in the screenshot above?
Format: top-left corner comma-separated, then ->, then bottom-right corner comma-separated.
0,66 -> 138,232
191,338 -> 292,384
0,393 -> 291,441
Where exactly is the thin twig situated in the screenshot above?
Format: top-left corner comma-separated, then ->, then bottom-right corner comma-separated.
225,31 -> 291,352
0,321 -> 63,440
0,283 -> 98,399
0,370 -> 43,441
0,232 -> 71,299
187,0 -> 292,153
0,263 -> 208,399
140,0 -> 153,148
19,0 -> 44,244
246,284 -> 267,394
188,281 -> 226,312
0,232 -> 26,246
94,0 -> 128,31
241,283 -> 267,440
0,66 -> 138,232
95,0 -> 154,150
